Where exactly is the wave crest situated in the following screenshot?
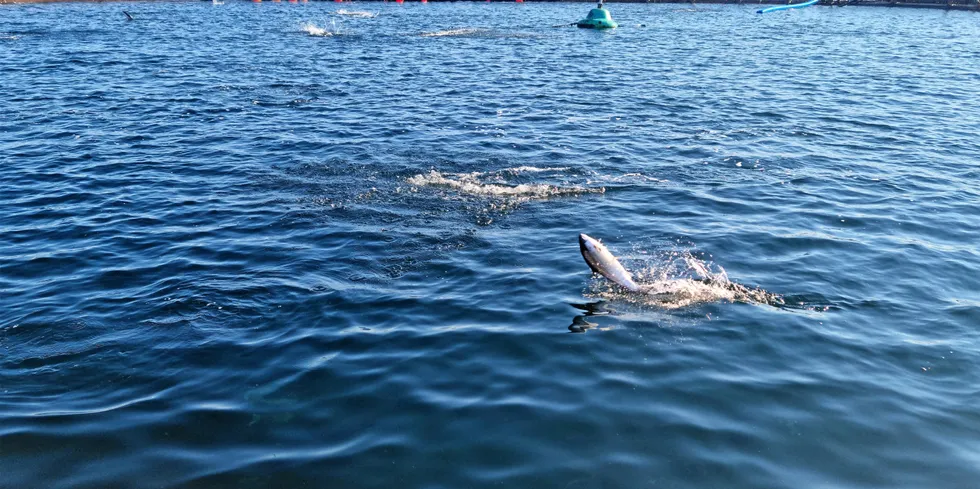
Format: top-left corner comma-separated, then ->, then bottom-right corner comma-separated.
406,168 -> 603,200
334,9 -> 378,18
301,23 -> 335,37
420,28 -> 488,38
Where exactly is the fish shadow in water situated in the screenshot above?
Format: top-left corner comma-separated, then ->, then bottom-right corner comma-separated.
568,301 -> 613,333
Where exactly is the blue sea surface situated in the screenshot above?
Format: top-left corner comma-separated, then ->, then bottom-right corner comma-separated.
2,2 -> 979,488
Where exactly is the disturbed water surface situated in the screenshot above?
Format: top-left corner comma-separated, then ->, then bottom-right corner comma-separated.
2,2 -> 980,488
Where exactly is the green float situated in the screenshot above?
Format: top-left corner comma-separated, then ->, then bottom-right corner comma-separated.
576,1 -> 618,30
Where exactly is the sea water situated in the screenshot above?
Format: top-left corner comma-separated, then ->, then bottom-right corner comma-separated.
2,3 -> 979,488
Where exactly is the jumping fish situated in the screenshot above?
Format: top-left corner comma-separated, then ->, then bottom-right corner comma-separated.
579,234 -> 641,292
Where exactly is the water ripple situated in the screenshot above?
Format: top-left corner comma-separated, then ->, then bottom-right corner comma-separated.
2,3 -> 980,489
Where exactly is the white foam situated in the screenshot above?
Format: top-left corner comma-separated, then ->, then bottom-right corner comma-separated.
420,28 -> 486,38
301,23 -> 335,37
334,9 -> 378,18
503,166 -> 571,174
588,250 -> 781,309
406,169 -> 602,200
606,172 -> 669,184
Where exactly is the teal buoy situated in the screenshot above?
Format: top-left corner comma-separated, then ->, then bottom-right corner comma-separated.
576,2 -> 617,29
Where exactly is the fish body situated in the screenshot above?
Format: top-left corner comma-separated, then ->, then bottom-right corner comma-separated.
578,234 -> 641,292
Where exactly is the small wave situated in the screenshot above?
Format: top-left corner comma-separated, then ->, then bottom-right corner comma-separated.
420,28 -> 488,38
334,9 -> 378,18
503,166 -> 571,174
406,169 -> 602,200
417,28 -> 538,39
301,23 -> 336,37
601,172 -> 670,184
1,34 -> 19,41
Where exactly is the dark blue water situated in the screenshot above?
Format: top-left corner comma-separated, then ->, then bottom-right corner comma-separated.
3,2 -> 980,488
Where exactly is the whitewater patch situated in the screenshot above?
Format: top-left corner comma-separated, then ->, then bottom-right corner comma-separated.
301,23 -> 336,37
406,167 -> 603,201
334,9 -> 378,18
418,28 -> 540,39
586,248 -> 783,310
420,28 -> 489,38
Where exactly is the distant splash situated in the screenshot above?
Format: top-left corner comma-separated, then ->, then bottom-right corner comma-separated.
301,23 -> 336,37
1,34 -> 19,41
406,167 -> 603,201
334,9 -> 378,18
586,248 -> 783,309
502,165 -> 571,174
601,172 -> 670,184
420,28 -> 489,38
418,28 -> 540,39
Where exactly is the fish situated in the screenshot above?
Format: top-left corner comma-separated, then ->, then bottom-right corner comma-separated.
579,234 -> 641,292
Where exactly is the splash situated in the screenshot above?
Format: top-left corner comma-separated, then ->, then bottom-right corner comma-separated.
301,23 -> 336,37
406,168 -> 603,201
334,9 -> 378,18
419,28 -> 539,39
586,249 -> 783,309
602,172 -> 669,184
503,166 -> 571,174
420,28 -> 488,38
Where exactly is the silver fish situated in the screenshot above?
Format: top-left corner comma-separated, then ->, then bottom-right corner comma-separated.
579,234 -> 641,292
